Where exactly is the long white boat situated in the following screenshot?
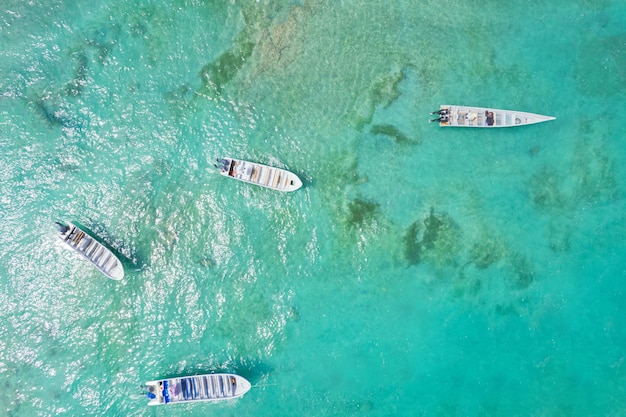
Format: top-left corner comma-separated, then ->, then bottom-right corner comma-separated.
430,105 -> 555,127
215,157 -> 302,192
145,373 -> 251,406
55,222 -> 124,280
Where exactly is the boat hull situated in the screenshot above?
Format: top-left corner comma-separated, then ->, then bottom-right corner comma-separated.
434,105 -> 555,127
216,157 -> 302,192
56,222 -> 124,280
145,373 -> 251,406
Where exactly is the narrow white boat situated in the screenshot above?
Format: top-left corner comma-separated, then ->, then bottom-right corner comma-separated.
145,373 -> 251,406
430,105 -> 555,127
55,222 -> 124,280
215,157 -> 302,192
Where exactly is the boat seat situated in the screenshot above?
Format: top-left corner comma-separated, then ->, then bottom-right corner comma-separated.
79,237 -> 93,251
102,252 -> 115,271
273,173 -> 281,188
72,231 -> 82,243
184,377 -> 194,400
85,242 -> 99,257
256,167 -> 264,183
92,247 -> 104,262
211,375 -> 218,397
187,378 -> 193,399
181,378 -> 189,400
250,167 -> 259,182
202,376 -> 210,398
226,376 -> 233,395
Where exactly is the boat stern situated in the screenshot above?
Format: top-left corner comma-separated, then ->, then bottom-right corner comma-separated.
144,381 -> 164,406
215,157 -> 233,176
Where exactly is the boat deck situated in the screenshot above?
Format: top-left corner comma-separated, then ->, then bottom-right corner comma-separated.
166,375 -> 238,403
445,108 -> 517,127
58,223 -> 124,280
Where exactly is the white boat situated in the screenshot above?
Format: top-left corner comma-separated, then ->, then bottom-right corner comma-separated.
145,373 -> 251,406
55,222 -> 124,280
430,105 -> 555,127
215,157 -> 302,192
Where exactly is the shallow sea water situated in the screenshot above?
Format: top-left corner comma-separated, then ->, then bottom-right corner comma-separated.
1,0 -> 625,416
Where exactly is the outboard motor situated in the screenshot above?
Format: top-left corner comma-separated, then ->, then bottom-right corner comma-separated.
214,158 -> 230,171
54,221 -> 69,233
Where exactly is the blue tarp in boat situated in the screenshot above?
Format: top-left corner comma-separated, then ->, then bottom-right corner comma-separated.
163,380 -> 170,404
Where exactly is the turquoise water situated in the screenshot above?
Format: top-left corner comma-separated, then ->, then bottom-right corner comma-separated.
1,0 -> 625,415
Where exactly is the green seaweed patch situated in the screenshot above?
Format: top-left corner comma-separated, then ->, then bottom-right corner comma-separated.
213,290 -> 272,345
33,94 -> 83,130
529,139 -> 617,212
351,70 -> 405,130
528,145 -> 541,156
404,208 -> 462,267
322,153 -> 361,189
571,140 -> 617,205
346,198 -> 380,229
371,70 -> 405,109
318,153 -> 365,231
165,84 -> 197,117
508,253 -> 534,290
404,221 -> 422,265
86,24 -> 121,65
577,33 -> 626,97
253,4 -> 306,76
495,303 -> 517,316
64,52 -> 89,97
548,220 -> 571,253
528,166 -> 568,211
468,237 -> 503,269
199,36 -> 255,94
338,398 -> 374,414
343,156 -> 362,185
451,276 -> 482,299
370,124 -> 413,145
